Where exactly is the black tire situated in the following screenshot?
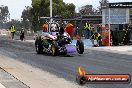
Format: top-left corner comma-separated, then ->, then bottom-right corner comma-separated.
76,40 -> 84,54
51,41 -> 58,56
35,36 -> 43,54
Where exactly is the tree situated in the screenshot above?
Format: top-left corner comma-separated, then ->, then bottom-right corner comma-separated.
99,0 -> 109,10
26,0 -> 76,31
0,5 -> 10,28
21,6 -> 32,30
79,4 -> 102,15
64,3 -> 75,18
79,5 -> 95,15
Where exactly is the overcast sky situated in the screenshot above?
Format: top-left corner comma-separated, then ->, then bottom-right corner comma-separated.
0,0 -> 131,20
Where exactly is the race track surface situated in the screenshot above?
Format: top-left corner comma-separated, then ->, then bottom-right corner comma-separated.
0,38 -> 132,88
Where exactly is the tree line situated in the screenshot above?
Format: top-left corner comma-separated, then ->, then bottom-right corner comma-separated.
0,0 -> 108,31
3,0 -> 132,32
21,0 -> 105,31
21,0 -> 76,31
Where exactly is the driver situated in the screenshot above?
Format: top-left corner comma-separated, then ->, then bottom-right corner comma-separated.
50,22 -> 59,32
41,23 -> 57,40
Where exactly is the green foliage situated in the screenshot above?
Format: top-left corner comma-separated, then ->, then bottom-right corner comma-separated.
32,0 -> 41,7
0,6 -> 10,28
21,0 -> 76,31
79,4 -> 101,15
65,3 -> 75,18
0,6 -> 9,22
21,6 -> 32,30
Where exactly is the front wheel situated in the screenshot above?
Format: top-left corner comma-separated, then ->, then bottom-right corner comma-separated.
35,36 -> 43,54
76,40 -> 84,54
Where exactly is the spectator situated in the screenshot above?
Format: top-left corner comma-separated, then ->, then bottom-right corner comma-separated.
90,32 -> 102,47
9,24 -> 16,40
20,29 -> 25,41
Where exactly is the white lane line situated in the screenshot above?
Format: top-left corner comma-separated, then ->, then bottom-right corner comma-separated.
0,83 -> 6,88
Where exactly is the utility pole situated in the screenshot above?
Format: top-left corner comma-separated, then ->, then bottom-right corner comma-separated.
49,0 -> 52,32
50,0 -> 52,22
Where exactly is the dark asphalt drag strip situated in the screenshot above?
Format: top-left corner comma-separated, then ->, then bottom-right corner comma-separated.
0,39 -> 132,88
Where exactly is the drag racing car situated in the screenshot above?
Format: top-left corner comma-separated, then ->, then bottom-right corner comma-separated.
35,22 -> 84,56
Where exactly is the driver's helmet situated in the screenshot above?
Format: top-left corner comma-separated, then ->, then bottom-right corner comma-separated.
50,23 -> 59,32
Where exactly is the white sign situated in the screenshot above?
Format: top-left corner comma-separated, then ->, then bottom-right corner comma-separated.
102,8 -> 130,24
